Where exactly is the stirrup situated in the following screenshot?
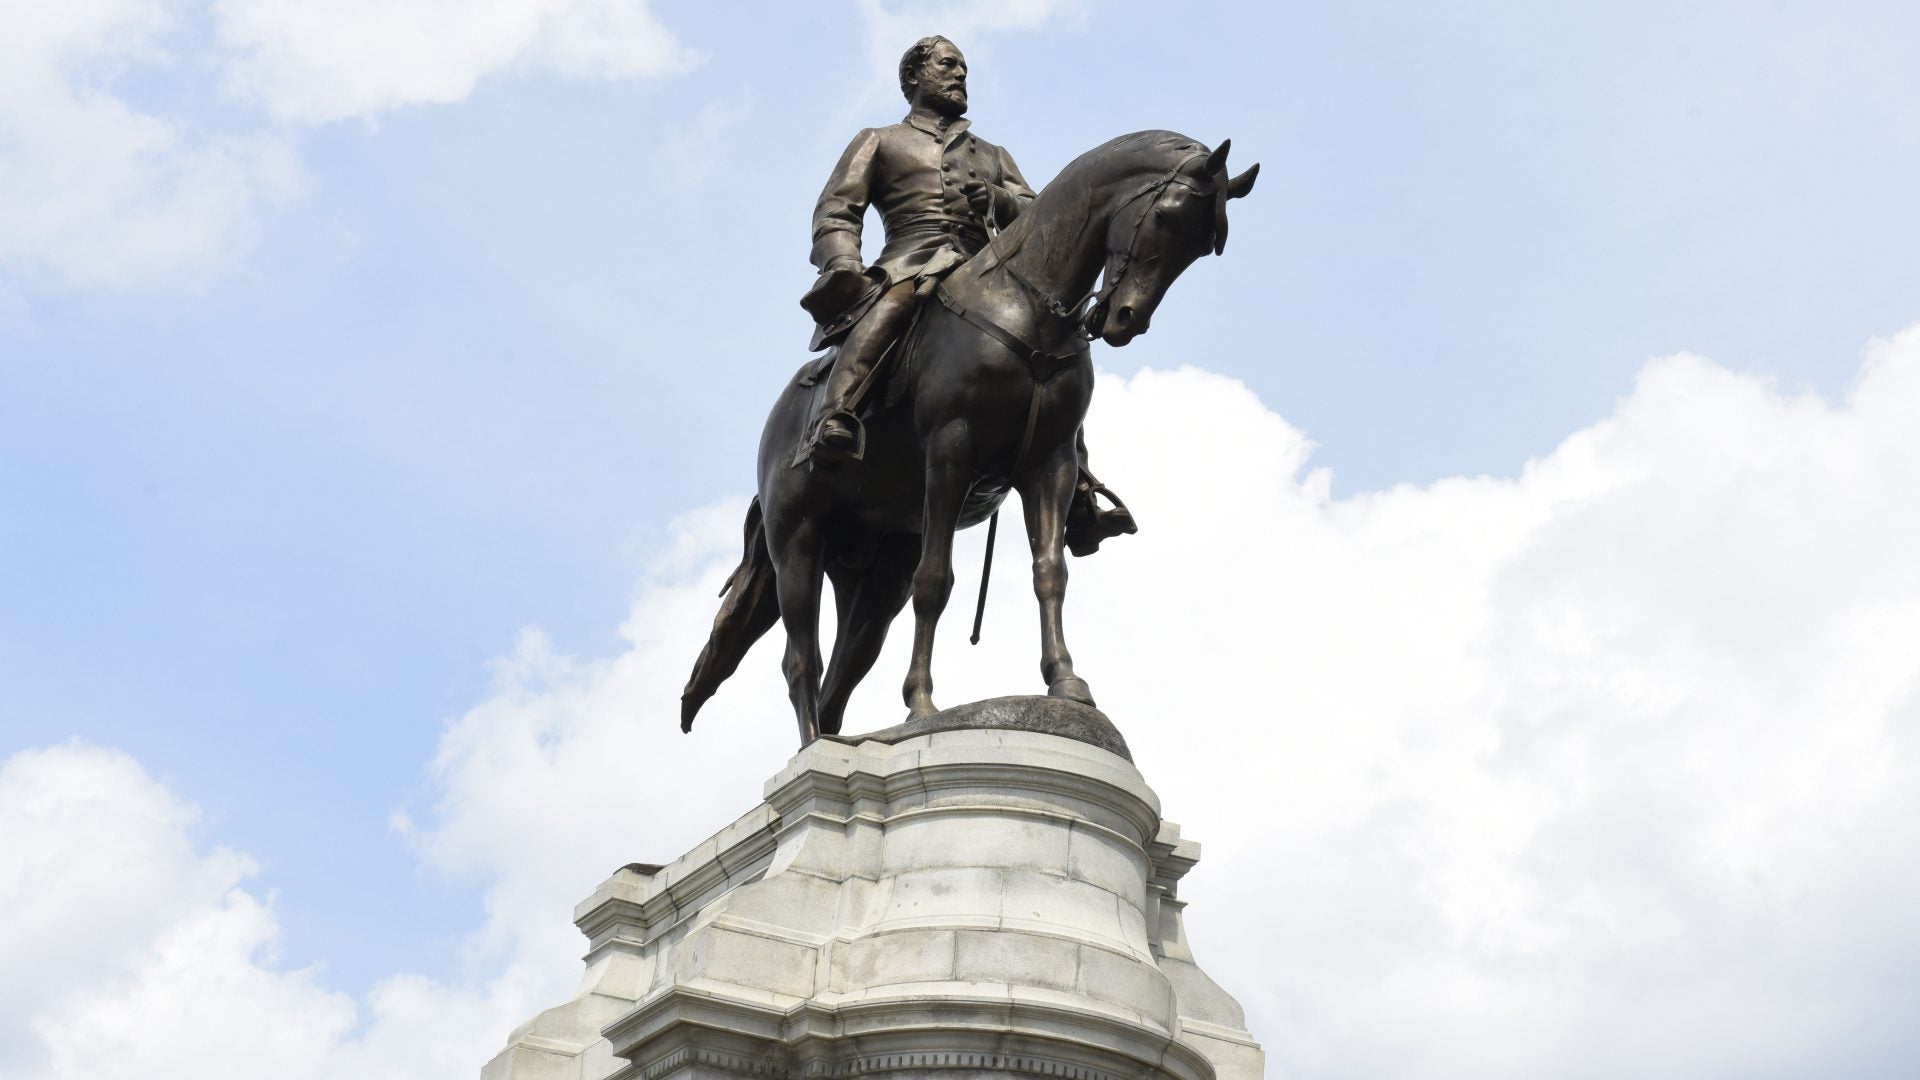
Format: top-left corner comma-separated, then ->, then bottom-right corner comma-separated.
1087,482 -> 1132,518
1065,482 -> 1137,557
808,412 -> 866,465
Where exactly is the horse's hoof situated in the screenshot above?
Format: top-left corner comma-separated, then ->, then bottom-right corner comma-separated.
1048,677 -> 1096,707
906,698 -> 939,722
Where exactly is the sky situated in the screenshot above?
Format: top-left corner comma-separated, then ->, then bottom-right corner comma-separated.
3,1 -> 1919,1077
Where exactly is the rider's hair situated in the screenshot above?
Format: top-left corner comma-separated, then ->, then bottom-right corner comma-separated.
899,36 -> 956,101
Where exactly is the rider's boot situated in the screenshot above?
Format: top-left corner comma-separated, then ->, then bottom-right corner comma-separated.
810,356 -> 867,461
1065,462 -> 1137,557
809,282 -> 914,463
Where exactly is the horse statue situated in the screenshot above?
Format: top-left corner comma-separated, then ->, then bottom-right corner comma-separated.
682,130 -> 1258,746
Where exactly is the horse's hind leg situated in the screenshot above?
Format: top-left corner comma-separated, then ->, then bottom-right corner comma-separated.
770,517 -> 828,746
903,424 -> 973,720
1018,441 -> 1094,706
819,533 -> 917,735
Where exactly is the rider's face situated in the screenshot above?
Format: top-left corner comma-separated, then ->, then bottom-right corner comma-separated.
912,42 -> 969,117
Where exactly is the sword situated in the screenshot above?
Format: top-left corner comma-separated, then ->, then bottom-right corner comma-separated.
970,510 -> 997,645
969,182 -> 1000,647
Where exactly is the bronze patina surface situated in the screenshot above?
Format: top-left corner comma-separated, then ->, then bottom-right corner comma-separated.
827,695 -> 1132,763
682,37 -> 1257,746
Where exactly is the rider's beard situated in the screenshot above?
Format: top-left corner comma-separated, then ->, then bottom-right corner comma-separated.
925,84 -> 968,117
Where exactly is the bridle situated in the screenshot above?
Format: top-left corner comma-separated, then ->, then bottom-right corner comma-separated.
1078,149 -> 1232,341
929,146 -> 1235,476
964,148 -> 1230,351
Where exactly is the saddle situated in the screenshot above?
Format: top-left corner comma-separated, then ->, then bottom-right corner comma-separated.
786,283 -> 1137,558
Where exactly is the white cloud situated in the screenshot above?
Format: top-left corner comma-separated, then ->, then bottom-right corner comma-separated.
7,327 -> 1920,1078
0,742 -> 247,1041
0,741 -> 533,1080
213,0 -> 699,123
0,0 -> 299,285
0,0 -> 697,285
0,742 -> 347,1078
35,890 -> 357,1080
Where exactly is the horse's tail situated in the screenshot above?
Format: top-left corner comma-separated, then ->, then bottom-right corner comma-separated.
681,496 -> 780,733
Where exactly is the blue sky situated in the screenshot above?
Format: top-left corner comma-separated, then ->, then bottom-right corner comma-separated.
5,2 -> 1920,1076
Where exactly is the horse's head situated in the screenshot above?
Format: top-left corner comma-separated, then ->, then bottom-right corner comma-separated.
1083,139 -> 1258,347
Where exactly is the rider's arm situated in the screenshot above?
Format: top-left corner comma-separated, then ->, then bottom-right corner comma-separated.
811,128 -> 880,274
989,145 -> 1038,229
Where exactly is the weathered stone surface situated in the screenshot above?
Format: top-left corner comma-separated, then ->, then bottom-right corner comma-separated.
831,694 -> 1132,762
481,710 -> 1260,1080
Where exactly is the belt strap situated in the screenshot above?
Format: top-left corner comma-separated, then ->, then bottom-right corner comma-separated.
935,286 -> 1076,369
935,285 -> 1074,478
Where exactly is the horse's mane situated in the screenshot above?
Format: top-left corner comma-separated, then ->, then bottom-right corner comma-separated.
1053,130 -> 1207,191
994,130 -> 1209,273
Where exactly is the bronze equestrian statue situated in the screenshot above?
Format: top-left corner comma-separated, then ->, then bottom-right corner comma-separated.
682,37 -> 1258,746
799,35 -> 1135,557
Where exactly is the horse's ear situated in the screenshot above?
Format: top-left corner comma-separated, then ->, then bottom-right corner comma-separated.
1205,138 -> 1231,177
1228,162 -> 1259,199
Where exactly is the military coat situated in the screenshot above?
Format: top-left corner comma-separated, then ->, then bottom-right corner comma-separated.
809,113 -> 1037,292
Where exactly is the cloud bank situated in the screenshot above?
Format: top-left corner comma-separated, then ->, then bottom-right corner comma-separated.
0,0 -> 694,284
215,0 -> 698,123
6,328 -> 1919,1078
0,0 -> 299,285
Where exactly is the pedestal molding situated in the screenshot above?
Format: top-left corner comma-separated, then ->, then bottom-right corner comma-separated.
484,716 -> 1264,1080
607,987 -> 1217,1080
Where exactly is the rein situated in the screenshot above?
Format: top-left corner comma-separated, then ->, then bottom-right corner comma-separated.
1081,150 -> 1223,334
958,149 -> 1223,356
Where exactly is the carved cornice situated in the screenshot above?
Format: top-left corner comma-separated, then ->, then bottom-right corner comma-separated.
624,1046 -> 1148,1080
765,753 -> 1160,848
1147,821 -> 1201,896
632,1046 -> 785,1080
574,811 -> 781,951
797,1050 -> 1129,1080
606,987 -> 1216,1080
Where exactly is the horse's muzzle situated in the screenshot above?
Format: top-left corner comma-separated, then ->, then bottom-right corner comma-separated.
1100,304 -> 1147,347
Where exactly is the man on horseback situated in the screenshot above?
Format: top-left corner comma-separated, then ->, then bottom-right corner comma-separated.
800,35 -> 1136,556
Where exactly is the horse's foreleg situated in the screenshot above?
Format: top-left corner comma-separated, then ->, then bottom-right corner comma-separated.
1019,441 -> 1094,706
903,426 -> 972,720
771,518 -> 828,746
819,534 -> 916,735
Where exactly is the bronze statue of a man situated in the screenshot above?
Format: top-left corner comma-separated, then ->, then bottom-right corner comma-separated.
800,35 -> 1135,556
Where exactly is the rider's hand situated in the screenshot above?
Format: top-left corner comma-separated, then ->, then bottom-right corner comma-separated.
962,180 -> 996,223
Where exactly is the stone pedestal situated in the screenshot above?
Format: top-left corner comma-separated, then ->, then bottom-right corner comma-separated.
483,698 -> 1263,1080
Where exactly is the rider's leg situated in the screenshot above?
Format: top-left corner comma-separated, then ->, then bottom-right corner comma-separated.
813,280 -> 917,457
1065,427 -> 1139,557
